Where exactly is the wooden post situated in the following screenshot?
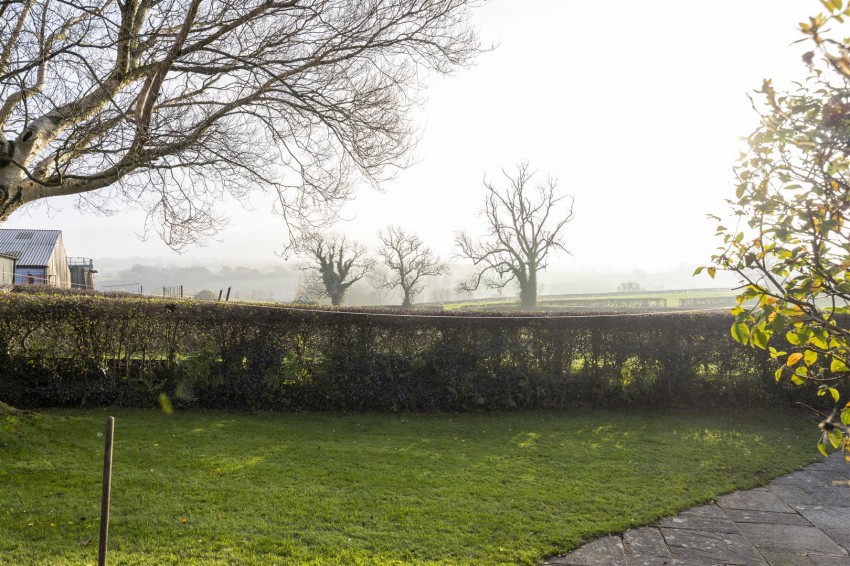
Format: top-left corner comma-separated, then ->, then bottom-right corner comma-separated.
98,416 -> 115,566
225,286 -> 231,302
217,289 -> 223,302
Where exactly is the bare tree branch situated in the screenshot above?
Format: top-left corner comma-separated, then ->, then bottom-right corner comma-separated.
0,0 -> 486,251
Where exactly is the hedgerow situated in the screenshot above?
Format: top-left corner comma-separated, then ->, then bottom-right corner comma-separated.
0,289 -> 832,411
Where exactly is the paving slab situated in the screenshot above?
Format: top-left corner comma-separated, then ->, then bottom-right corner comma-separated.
717,490 -> 797,514
657,513 -> 739,533
794,505 -> 850,531
622,527 -> 671,560
735,522 -> 848,557
760,552 -> 821,566
542,455 -> 850,566
809,557 -> 850,566
542,535 -> 626,565
768,484 -> 825,506
725,508 -> 812,526
661,527 -> 768,565
806,468 -> 849,485
769,471 -> 821,490
815,452 -> 850,478
680,503 -> 728,519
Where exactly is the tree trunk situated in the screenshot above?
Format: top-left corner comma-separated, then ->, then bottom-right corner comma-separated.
519,270 -> 537,309
401,288 -> 412,307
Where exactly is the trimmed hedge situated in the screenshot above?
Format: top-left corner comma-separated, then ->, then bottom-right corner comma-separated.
0,289 -> 833,411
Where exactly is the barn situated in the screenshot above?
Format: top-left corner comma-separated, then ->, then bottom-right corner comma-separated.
0,253 -> 15,286
0,229 -> 72,288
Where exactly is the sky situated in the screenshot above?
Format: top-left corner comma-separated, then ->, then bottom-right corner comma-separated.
3,0 -> 814,282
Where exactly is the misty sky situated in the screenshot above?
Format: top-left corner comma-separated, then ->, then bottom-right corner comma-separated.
4,0 -> 811,277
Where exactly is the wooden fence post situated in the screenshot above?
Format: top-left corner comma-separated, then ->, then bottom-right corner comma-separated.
98,416 -> 115,566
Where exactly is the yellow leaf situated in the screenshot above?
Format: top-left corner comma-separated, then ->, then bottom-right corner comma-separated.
787,352 -> 803,366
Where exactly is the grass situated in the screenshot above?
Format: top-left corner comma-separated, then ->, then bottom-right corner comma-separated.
0,409 -> 820,565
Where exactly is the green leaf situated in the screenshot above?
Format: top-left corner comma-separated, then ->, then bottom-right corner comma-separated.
707,267 -> 716,279
786,331 -> 800,346
752,328 -> 769,350
841,408 -> 850,426
774,367 -> 784,382
831,358 -> 849,372
731,322 -> 750,345
791,374 -> 806,385
829,428 -> 843,450
818,439 -> 829,457
158,392 -> 173,415
811,328 -> 829,350
804,350 -> 818,366
736,184 -> 746,199
829,387 -> 841,403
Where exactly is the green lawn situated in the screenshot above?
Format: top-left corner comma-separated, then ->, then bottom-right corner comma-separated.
0,409 -> 820,565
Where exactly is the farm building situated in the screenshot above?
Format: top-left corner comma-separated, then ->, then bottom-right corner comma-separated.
0,253 -> 16,286
68,257 -> 97,289
0,229 -> 71,287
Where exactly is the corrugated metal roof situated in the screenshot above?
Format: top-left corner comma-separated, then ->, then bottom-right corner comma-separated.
0,229 -> 62,266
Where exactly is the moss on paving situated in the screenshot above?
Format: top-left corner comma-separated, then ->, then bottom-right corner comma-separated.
0,409 -> 819,565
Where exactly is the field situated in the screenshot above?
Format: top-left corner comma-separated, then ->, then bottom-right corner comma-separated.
441,288 -> 739,312
1,409 -> 819,565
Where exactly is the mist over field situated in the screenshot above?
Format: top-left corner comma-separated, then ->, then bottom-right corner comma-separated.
93,258 -> 731,305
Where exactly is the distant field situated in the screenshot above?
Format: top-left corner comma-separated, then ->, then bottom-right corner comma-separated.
441,288 -> 739,312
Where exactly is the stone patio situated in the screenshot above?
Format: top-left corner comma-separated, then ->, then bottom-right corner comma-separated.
544,451 -> 850,566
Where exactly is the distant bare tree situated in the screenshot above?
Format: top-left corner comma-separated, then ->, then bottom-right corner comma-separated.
366,264 -> 392,306
378,226 -> 448,307
456,162 -> 575,309
428,286 -> 453,304
0,0 -> 484,250
294,233 -> 372,306
617,281 -> 641,293
293,272 -> 323,304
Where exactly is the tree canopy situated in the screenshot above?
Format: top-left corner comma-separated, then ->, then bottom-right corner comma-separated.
705,3 -> 850,457
0,0 -> 484,249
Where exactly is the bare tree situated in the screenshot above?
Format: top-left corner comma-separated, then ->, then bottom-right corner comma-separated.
0,0 -> 484,250
428,286 -> 453,304
617,281 -> 641,293
456,162 -> 575,310
294,233 -> 372,306
378,225 -> 447,307
293,272 -> 323,304
366,264 -> 392,306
